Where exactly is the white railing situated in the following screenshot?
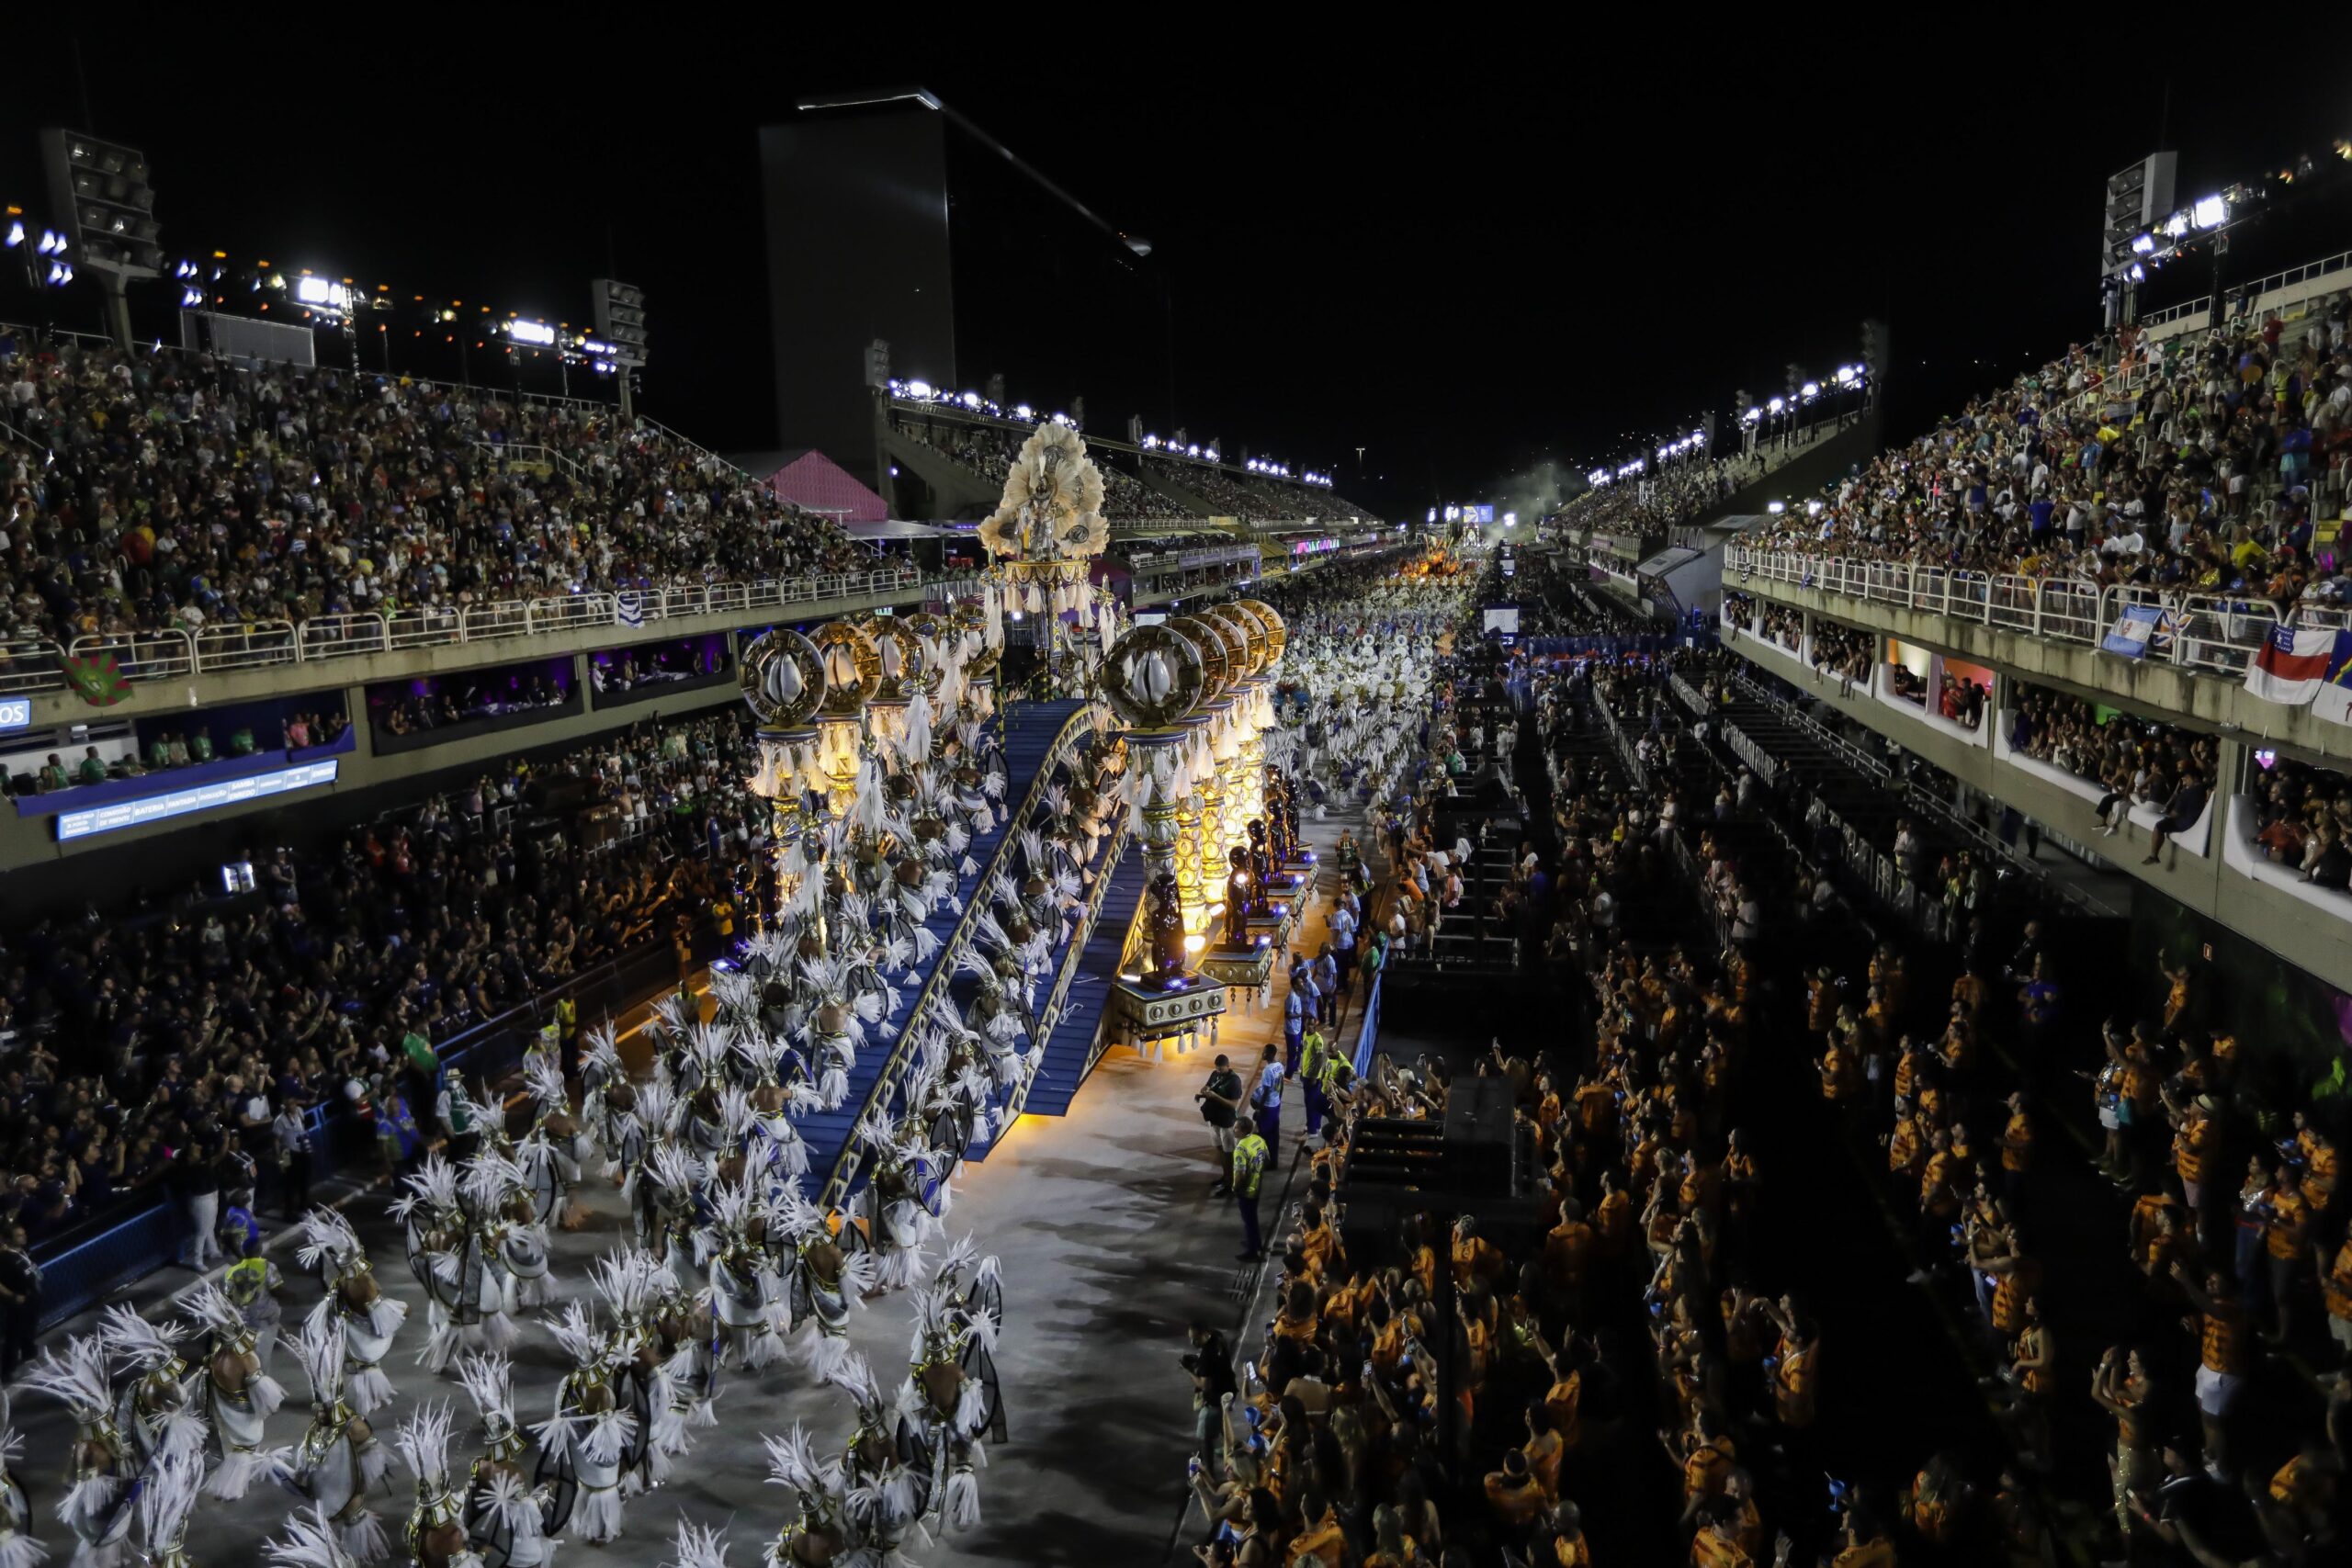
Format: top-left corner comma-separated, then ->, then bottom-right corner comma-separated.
0,566 -> 933,700
1727,547 -> 2330,676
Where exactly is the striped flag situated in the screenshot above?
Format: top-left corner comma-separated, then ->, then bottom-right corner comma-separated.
2245,622 -> 2337,705
2313,630 -> 2352,728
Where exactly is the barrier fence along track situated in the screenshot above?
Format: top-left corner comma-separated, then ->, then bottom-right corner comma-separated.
1728,547 -> 2343,676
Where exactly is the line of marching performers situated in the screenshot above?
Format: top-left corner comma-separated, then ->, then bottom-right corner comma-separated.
0,639 -> 1175,1568
12,1124 -> 1008,1568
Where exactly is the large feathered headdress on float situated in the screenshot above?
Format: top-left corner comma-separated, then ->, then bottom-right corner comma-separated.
978,421 -> 1109,563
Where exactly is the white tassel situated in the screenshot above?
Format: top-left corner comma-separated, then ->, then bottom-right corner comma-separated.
340,1508 -> 390,1564
944,1470 -> 980,1530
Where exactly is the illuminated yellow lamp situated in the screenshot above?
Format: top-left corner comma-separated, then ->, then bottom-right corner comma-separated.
1182,932 -> 1207,955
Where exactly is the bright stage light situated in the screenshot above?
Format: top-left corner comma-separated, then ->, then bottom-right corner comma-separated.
2191,194 -> 2228,230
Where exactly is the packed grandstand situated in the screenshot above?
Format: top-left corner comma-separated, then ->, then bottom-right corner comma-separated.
8,91 -> 2352,1568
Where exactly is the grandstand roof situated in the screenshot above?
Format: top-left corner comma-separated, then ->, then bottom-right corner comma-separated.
730,448 -> 889,524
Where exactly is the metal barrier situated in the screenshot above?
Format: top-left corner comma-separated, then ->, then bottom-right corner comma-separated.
1729,547 -> 2307,676
0,566 -> 941,701
195,620 -> 299,673
68,630 -> 194,683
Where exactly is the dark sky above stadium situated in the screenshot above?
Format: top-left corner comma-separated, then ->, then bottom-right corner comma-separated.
8,24 -> 2352,518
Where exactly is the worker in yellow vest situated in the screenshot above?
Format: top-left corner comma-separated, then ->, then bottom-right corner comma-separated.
1300,1024 -> 1333,1140
1231,1117 -> 1270,1261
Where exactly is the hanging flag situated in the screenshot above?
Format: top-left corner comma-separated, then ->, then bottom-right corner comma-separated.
2101,603 -> 2164,659
2312,630 -> 2352,728
2244,622 -> 2337,705
614,591 -> 644,629
58,649 -> 131,707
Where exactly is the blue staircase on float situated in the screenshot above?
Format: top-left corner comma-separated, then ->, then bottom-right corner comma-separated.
797,700 -> 1083,1194
998,840 -> 1145,1125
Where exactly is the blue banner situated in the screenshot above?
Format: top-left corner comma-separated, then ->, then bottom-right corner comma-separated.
2102,602 -> 2164,658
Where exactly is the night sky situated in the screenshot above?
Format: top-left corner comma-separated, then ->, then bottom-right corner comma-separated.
6,24 -> 2351,519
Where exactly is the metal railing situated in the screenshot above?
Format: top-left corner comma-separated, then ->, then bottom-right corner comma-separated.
1004,814 -> 1132,1122
0,566 -> 934,701
1729,547 -> 2326,674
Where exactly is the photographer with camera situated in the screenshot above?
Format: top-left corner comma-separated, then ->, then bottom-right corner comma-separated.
1199,1055 -> 1245,1197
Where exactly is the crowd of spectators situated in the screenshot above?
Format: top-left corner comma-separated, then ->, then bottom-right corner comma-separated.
2249,757 -> 2352,892
374,673 -> 571,736
1806,625 -> 1871,692
4,707 -> 351,797
0,329 -> 875,648
2007,682 -> 2215,855
589,643 -> 726,696
1745,293 -> 2352,614
1558,456 -> 1744,542
0,708 -> 759,1247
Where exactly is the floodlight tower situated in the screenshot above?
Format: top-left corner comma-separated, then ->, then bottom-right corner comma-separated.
40,128 -> 163,350
2101,153 -> 2177,327
593,278 -> 649,417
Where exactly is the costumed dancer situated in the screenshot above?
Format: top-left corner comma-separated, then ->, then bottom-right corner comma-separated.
95,1307 -> 189,1470
262,1507 -> 357,1568
758,1427 -> 852,1568
273,1313 -> 393,1563
826,1357 -> 923,1559
132,1446 -> 202,1568
452,1356 -> 557,1568
577,1024 -> 638,1181
854,1111 -> 944,1295
896,1259 -> 1004,1536
533,1305 -> 634,1548
21,1337 -> 135,1568
391,1403 -> 477,1568
0,1430 -> 42,1568
515,1058 -> 587,1234
297,1211 -> 405,1418
583,1252 -> 679,1492
701,1177 -> 788,1371
184,1281 -> 288,1501
661,1520 -> 728,1568
466,1152 -> 552,1318
774,1192 -> 876,1383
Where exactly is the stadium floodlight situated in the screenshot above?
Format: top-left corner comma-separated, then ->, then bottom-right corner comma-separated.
961,390 -> 981,408
1016,404 -> 1035,421
1801,381 -> 1820,400
2130,232 -> 2155,254
509,319 -> 557,346
591,276 -> 648,413
1427,507 -> 1438,523
1767,501 -> 1786,514
177,286 -> 202,308
2190,194 -> 2228,230
1836,366 -> 1858,386
40,127 -> 163,348
3,221 -> 19,249
1204,447 -> 1219,462
2127,264 -> 2146,283
1767,397 -> 1785,414
907,379 -> 933,400
38,230 -> 66,255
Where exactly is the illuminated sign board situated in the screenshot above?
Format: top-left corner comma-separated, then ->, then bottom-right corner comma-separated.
0,697 -> 28,732
55,759 -> 341,841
